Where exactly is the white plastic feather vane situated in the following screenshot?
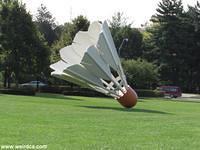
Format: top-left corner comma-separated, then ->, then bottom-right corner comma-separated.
50,21 -> 137,108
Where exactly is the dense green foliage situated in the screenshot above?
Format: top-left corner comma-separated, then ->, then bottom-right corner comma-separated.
0,88 -> 35,95
109,12 -> 143,59
0,93 -> 200,149
122,59 -> 159,89
0,0 -> 50,87
35,4 -> 57,46
135,89 -> 164,97
144,0 -> 200,92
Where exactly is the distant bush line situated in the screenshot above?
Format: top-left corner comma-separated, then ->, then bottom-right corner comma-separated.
0,86 -> 164,97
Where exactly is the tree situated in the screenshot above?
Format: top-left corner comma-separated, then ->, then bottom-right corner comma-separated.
36,4 -> 57,46
152,0 -> 183,23
188,1 -> 200,31
184,1 -> 200,92
109,12 -> 128,29
119,26 -> 143,59
71,15 -> 90,36
109,12 -> 129,50
109,12 -> 143,59
150,0 -> 185,86
142,24 -> 161,63
0,0 -> 50,87
144,0 -> 200,92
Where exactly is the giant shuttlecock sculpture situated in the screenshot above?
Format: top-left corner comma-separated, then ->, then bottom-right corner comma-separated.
50,21 -> 137,108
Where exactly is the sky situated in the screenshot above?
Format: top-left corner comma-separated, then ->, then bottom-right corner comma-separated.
22,0 -> 198,27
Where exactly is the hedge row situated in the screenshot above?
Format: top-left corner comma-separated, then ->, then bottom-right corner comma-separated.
40,86 -> 73,93
63,88 -> 163,98
40,86 -> 107,97
0,86 -> 163,98
63,89 -> 107,97
0,88 -> 35,96
41,86 -> 164,97
135,89 -> 164,97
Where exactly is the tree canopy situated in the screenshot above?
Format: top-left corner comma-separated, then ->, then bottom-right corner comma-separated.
0,0 -> 50,87
35,4 -> 57,46
144,0 -> 200,92
109,12 -> 143,59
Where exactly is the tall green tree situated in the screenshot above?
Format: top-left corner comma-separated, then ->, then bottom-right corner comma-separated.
109,12 -> 129,51
150,0 -> 185,86
145,0 -> 200,92
0,0 -> 50,87
118,26 -> 143,59
109,12 -> 143,59
36,4 -> 57,46
109,12 -> 128,30
185,1 -> 200,92
142,24 -> 161,63
71,15 -> 90,36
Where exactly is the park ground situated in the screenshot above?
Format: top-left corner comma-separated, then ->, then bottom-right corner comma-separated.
0,93 -> 200,150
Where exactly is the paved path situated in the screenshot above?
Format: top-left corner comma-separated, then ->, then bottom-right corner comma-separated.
174,93 -> 200,102
181,93 -> 200,98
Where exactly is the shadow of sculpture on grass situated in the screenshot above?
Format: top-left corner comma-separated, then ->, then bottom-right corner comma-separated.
36,93 -> 84,101
80,105 -> 171,114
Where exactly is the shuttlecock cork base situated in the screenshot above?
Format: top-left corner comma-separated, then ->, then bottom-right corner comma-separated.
117,86 -> 137,108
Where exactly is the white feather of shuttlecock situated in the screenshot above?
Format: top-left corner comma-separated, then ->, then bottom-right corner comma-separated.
50,21 -> 128,99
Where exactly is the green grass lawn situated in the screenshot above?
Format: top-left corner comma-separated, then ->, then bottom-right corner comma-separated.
0,93 -> 200,150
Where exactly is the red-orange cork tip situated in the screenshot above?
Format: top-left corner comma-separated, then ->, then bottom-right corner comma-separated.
117,86 -> 137,108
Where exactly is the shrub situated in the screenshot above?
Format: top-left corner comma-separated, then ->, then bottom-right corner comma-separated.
0,88 -> 35,96
135,89 -> 164,97
63,88 -> 107,97
40,85 -> 74,93
122,59 -> 159,89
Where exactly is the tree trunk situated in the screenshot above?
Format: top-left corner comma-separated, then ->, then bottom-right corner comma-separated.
3,69 -> 7,88
36,75 -> 39,92
7,75 -> 11,89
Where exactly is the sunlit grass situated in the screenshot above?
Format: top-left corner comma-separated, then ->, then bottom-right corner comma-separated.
0,93 -> 200,150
